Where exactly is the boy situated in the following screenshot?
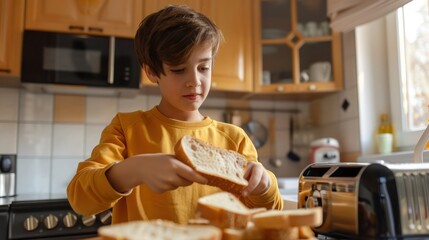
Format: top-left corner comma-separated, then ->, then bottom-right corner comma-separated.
67,5 -> 283,224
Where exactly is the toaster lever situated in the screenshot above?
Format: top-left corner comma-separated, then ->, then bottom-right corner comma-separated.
379,177 -> 396,237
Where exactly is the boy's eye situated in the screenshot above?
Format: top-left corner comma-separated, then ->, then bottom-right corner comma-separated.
199,66 -> 210,71
170,68 -> 185,73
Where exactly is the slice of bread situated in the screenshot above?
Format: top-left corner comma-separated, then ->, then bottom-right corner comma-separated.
196,192 -> 251,229
98,219 -> 222,240
252,207 -> 323,229
222,222 -> 264,240
174,135 -> 248,194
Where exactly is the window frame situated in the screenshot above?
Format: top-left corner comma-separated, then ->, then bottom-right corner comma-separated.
386,9 -> 425,149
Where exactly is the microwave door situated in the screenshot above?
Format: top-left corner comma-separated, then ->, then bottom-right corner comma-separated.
48,33 -> 109,86
21,31 -> 110,87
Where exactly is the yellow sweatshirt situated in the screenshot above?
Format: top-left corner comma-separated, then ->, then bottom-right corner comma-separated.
67,107 -> 283,224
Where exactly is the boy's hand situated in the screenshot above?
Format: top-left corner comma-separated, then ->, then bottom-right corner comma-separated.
241,162 -> 271,197
107,153 -> 207,193
138,153 -> 208,193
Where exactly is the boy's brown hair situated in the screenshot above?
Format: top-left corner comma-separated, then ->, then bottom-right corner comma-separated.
135,5 -> 223,77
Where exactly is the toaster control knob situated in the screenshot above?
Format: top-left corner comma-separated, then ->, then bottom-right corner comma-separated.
82,215 -> 96,226
24,215 -> 39,231
44,214 -> 59,229
63,212 -> 77,228
99,210 -> 112,225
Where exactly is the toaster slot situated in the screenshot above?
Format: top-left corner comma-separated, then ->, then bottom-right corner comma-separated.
302,167 -> 330,177
330,166 -> 362,178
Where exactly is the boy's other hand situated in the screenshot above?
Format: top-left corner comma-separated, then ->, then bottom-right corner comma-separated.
241,162 -> 271,197
138,153 -> 208,193
107,153 -> 207,193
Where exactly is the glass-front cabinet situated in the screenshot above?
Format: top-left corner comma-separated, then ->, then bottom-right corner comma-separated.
254,0 -> 343,95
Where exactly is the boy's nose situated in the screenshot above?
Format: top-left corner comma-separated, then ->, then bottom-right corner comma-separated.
186,71 -> 201,87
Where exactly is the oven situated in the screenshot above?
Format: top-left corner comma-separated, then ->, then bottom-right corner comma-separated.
0,194 -> 111,239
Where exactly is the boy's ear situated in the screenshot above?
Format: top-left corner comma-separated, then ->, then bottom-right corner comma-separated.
143,65 -> 159,84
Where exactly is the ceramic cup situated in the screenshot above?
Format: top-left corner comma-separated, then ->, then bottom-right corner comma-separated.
262,71 -> 271,84
319,21 -> 330,35
309,62 -> 331,82
305,21 -> 318,36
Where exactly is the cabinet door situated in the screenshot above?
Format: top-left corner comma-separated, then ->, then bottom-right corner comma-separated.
25,0 -> 142,38
0,0 -> 24,77
254,0 -> 343,96
25,0 -> 87,33
204,0 -> 253,92
85,0 -> 142,37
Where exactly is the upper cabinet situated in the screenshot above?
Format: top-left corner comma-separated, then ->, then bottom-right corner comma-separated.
25,0 -> 142,38
203,0 -> 253,92
141,0 -> 254,92
253,0 -> 343,95
0,0 -> 24,77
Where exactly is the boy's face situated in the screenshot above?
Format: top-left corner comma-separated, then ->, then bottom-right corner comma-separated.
146,43 -> 212,121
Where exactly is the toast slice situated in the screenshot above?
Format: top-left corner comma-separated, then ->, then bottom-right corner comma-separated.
196,192 -> 251,229
174,135 -> 248,194
98,219 -> 222,240
252,207 -> 323,229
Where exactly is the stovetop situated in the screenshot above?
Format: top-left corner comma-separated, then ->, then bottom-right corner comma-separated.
0,193 -> 67,206
0,193 -> 111,239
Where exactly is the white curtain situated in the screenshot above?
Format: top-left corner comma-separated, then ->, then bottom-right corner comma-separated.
327,0 -> 413,32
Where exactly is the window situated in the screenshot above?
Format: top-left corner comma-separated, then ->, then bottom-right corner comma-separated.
387,0 -> 429,148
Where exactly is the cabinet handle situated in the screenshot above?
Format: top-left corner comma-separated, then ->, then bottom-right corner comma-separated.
0,69 -> 11,73
69,25 -> 85,31
107,37 -> 115,84
88,27 -> 103,33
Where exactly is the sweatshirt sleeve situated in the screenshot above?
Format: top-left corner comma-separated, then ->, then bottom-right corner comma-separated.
67,114 -> 131,216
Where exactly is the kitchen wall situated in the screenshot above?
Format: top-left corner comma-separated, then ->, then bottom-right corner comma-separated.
309,31 -> 361,163
0,87 -> 313,195
0,30 -> 360,196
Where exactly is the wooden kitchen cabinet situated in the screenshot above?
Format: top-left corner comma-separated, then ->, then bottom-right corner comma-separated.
0,0 -> 24,77
25,0 -> 142,38
203,0 -> 253,92
141,0 -> 254,93
253,0 -> 343,96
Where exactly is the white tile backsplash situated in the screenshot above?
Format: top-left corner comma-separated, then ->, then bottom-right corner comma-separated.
338,118 -> 361,152
146,95 -> 161,109
318,93 -> 340,125
51,157 -> 82,194
19,90 -> 53,122
52,124 -> 84,157
85,124 -> 106,157
118,95 -> 148,113
0,88 -> 19,121
17,156 -> 51,194
86,96 -> 118,124
0,122 -> 18,153
2,86 -> 358,191
18,123 -> 52,156
339,87 -> 358,121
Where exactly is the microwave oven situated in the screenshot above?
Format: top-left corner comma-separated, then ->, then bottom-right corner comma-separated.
21,30 -> 141,95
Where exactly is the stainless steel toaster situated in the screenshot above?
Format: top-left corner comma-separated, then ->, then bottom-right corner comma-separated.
298,162 -> 429,239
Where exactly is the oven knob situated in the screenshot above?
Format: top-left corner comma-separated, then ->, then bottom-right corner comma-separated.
99,210 -> 112,225
63,212 -> 77,228
44,214 -> 59,229
82,215 -> 96,226
24,215 -> 39,231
